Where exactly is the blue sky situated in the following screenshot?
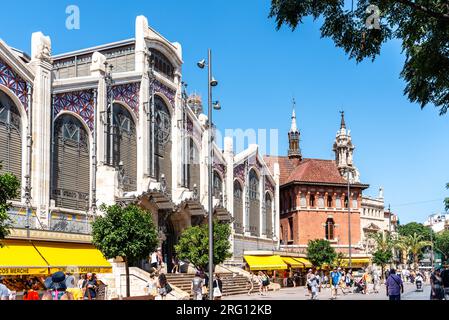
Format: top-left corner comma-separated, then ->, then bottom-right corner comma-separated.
1,0 -> 448,224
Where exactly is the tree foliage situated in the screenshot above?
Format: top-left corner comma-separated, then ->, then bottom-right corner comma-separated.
398,222 -> 434,241
91,204 -> 158,297
372,248 -> 393,266
175,221 -> 232,271
435,230 -> 449,262
269,0 -> 449,115
0,163 -> 21,246
396,232 -> 432,270
306,239 -> 337,268
92,204 -> 159,261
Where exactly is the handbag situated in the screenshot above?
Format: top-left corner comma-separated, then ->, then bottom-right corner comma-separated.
213,280 -> 222,297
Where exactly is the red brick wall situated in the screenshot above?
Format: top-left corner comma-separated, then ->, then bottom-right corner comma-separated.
279,184 -> 363,247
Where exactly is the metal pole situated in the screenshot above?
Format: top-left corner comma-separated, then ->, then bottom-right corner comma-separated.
208,48 -> 214,300
347,171 -> 352,269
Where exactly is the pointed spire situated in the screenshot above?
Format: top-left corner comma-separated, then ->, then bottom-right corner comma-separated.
290,98 -> 298,133
340,110 -> 346,129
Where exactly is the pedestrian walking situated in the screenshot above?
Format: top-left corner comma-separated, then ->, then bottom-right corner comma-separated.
213,274 -> 223,300
65,272 -> 76,289
171,255 -> 180,274
330,267 -> 342,299
191,271 -> 204,300
308,271 -> 320,300
261,271 -> 270,295
386,269 -> 404,300
440,265 -> 449,300
361,269 -> 370,294
430,268 -> 444,300
372,269 -> 380,293
77,274 -> 85,289
247,272 -> 255,295
306,269 -> 313,296
157,273 -> 172,300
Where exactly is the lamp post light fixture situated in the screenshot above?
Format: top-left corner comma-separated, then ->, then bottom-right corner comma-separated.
197,49 -> 220,300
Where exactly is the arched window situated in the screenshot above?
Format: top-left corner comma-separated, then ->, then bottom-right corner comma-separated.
52,114 -> 89,210
233,180 -> 243,234
265,193 -> 273,237
309,194 -> 315,207
213,171 -> 223,201
187,137 -> 200,193
111,104 -> 137,191
325,218 -> 335,240
248,169 -> 260,236
344,196 -> 349,208
154,96 -> 172,191
0,91 -> 22,199
327,195 -> 333,208
249,169 -> 259,200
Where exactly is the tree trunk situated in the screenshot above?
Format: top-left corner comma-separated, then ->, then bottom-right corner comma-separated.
125,257 -> 130,298
381,265 -> 385,280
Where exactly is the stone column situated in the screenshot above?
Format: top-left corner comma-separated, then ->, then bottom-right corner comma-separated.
91,52 -> 118,207
29,32 -> 52,227
224,136 -> 234,257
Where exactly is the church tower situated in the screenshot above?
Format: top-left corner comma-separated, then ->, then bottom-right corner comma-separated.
288,98 -> 301,160
333,111 -> 360,182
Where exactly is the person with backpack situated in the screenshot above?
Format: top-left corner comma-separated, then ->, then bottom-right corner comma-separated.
261,271 -> 270,294
157,273 -> 172,300
386,268 -> 404,300
191,271 -> 204,300
330,267 -> 342,300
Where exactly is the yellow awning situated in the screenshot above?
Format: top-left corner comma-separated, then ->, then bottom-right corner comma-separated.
281,257 -> 306,268
0,240 -> 49,275
294,258 -> 313,268
244,255 -> 288,271
33,242 -> 112,274
340,258 -> 370,267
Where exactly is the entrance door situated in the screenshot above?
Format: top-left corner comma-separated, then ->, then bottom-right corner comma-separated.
159,211 -> 176,273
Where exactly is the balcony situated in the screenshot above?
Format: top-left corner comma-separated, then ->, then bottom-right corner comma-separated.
8,210 -> 92,235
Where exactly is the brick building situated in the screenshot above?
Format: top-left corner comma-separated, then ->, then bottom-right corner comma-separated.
265,105 -> 369,255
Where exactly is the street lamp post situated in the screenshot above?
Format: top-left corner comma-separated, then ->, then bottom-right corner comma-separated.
197,49 -> 220,300
347,171 -> 352,269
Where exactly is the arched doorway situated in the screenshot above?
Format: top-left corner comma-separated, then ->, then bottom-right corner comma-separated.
0,90 -> 22,200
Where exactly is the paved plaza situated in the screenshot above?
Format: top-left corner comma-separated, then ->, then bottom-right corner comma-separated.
224,282 -> 431,300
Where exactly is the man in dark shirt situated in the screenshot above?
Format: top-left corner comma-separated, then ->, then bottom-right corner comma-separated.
386,269 -> 403,300
441,265 -> 449,299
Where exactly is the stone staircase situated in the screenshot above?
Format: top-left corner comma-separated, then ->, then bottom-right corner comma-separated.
165,272 -> 258,298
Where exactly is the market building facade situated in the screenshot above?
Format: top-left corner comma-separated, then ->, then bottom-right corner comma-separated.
0,15 -> 279,293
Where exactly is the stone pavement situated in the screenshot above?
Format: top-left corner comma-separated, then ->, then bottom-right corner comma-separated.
223,282 -> 431,300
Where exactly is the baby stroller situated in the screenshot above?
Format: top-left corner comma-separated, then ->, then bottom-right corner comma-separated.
353,279 -> 364,293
